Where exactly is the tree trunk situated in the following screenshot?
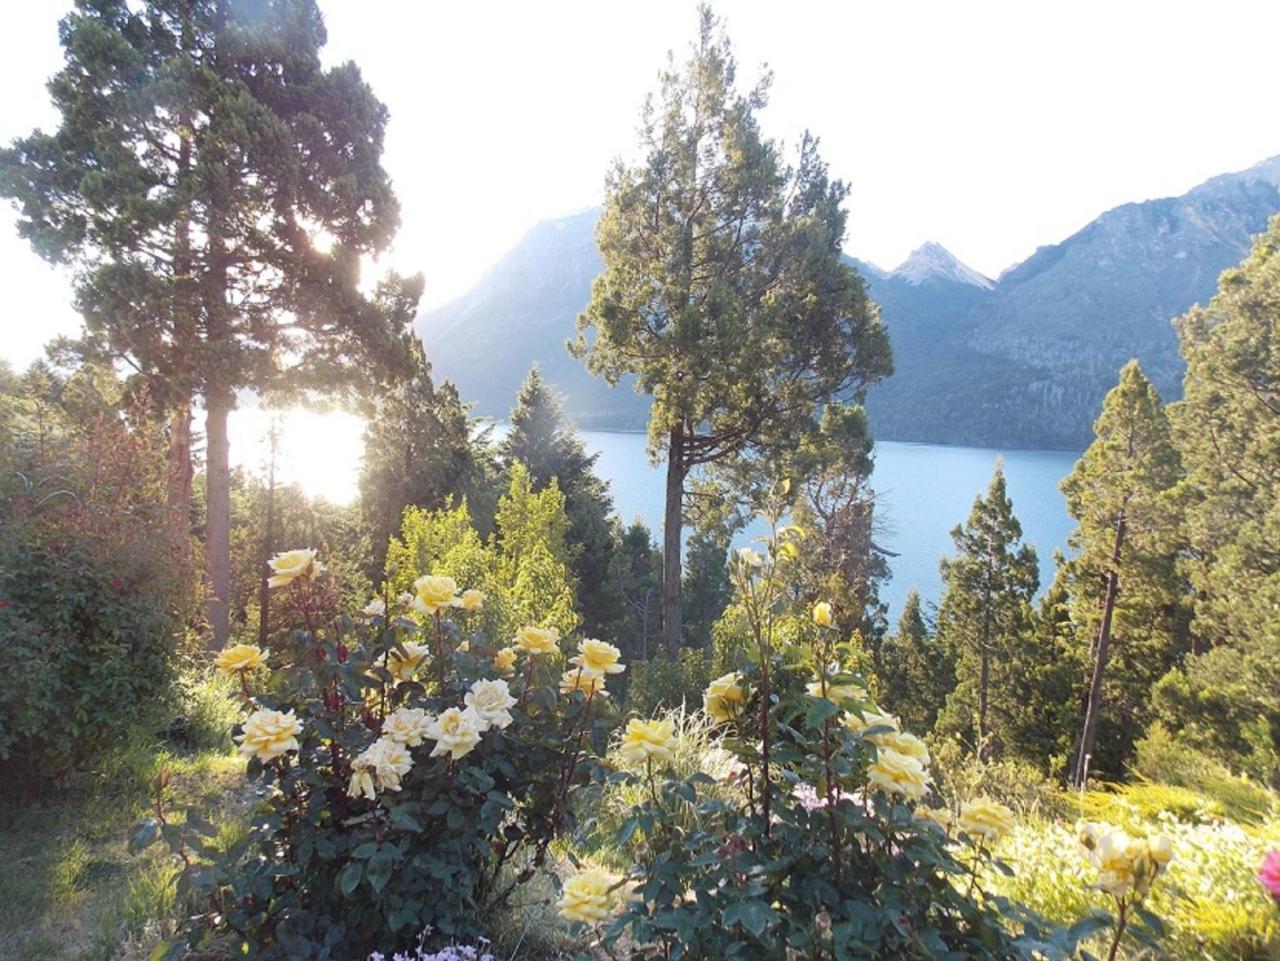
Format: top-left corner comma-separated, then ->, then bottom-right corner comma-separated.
1073,512 -> 1126,788
661,423 -> 685,659
167,402 -> 193,530
205,388 -> 233,648
978,646 -> 990,759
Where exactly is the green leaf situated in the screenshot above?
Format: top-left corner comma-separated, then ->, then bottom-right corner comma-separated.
128,817 -> 161,854
338,861 -> 362,897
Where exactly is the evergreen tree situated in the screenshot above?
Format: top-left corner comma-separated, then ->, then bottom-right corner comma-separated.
499,366 -> 620,640
1001,572 -> 1085,776
608,520 -> 664,665
359,345 -> 484,575
1062,360 -> 1185,785
572,8 -> 891,657
935,464 -> 1039,759
682,527 -> 732,647
0,1 -> 417,644
1172,214 -> 1280,650
1152,217 -> 1280,779
877,589 -> 950,733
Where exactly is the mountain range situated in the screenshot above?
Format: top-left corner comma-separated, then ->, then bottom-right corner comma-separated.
418,155 -> 1280,449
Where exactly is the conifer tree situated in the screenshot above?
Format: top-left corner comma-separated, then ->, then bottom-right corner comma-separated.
572,7 -> 891,657
682,527 -> 732,647
499,366 -> 619,639
1172,214 -> 1280,650
1062,360 -> 1185,785
358,345 -> 484,575
935,464 -> 1039,759
877,589 -> 951,733
0,1 -> 417,644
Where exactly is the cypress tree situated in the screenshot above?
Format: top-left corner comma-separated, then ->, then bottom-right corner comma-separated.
878,589 -> 951,733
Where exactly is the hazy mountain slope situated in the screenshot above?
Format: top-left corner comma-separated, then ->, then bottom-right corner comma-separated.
418,156 -> 1280,448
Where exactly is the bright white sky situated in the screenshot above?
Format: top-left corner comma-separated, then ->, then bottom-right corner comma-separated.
2,0 -> 1278,500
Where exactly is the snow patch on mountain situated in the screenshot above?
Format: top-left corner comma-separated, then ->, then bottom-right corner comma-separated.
891,242 -> 994,290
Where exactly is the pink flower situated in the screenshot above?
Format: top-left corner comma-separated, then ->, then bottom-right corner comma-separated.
1261,850 -> 1280,900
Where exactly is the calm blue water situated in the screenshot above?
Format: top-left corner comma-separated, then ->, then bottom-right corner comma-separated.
579,430 -> 1080,621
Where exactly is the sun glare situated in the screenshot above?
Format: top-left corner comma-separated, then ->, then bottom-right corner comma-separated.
229,405 -> 366,505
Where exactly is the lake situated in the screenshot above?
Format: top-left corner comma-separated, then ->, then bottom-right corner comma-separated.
578,430 -> 1080,621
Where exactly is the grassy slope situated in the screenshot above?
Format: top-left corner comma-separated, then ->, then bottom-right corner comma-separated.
0,744 -> 246,961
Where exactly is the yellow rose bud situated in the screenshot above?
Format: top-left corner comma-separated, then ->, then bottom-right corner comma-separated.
812,601 -> 833,627
703,672 -> 746,723
493,647 -> 518,675
515,624 -> 560,655
459,588 -> 485,611
214,643 -> 267,676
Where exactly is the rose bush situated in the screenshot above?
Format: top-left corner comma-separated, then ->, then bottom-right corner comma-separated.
138,551 -> 618,960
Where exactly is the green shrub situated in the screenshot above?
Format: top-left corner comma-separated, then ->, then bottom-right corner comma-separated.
1132,723 -> 1275,823
161,672 -> 242,754
626,648 -> 710,716
930,735 -> 1063,817
0,545 -> 176,779
143,560 -> 614,960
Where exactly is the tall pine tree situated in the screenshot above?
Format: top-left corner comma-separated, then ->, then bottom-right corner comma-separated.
0,1 -> 417,644
1061,360 -> 1185,785
935,464 -> 1039,759
572,7 -> 890,656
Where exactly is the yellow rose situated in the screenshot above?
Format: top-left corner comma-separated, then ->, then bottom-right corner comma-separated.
214,643 -> 267,676
235,709 -> 302,763
866,747 -> 929,802
571,638 -> 625,677
382,707 -> 432,747
872,729 -> 930,765
386,641 -> 430,682
958,798 -> 1016,842
347,735 -> 413,798
413,574 -> 461,614
703,672 -> 746,723
267,548 -> 322,588
1090,828 -> 1136,897
737,547 -> 764,568
805,679 -> 867,704
618,718 -> 676,766
465,678 -> 517,730
515,624 -> 560,655
557,869 -> 617,924
845,708 -> 899,736
459,588 -> 485,611
427,707 -> 483,760
493,647 -> 518,675
561,669 -> 609,699
812,601 -> 833,627
1147,834 -> 1174,866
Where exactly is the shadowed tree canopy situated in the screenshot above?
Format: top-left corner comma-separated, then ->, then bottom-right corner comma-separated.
572,6 -> 891,656
0,0 -> 419,644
